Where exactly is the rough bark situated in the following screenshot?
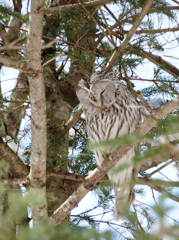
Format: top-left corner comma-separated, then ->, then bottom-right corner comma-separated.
27,0 -> 47,221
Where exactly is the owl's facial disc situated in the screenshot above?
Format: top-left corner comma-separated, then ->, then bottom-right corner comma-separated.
90,80 -> 117,110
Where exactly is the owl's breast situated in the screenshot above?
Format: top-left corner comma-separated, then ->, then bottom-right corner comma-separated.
85,104 -> 141,143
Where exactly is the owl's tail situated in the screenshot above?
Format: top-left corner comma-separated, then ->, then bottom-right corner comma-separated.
114,188 -> 134,219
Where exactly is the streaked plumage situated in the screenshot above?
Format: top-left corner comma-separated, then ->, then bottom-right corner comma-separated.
76,71 -> 141,218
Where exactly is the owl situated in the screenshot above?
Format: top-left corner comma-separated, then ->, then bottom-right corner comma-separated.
76,71 -> 141,218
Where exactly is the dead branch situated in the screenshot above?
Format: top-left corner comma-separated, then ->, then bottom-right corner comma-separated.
44,0 -> 112,14
137,177 -> 179,203
60,106 -> 83,136
139,50 -> 179,78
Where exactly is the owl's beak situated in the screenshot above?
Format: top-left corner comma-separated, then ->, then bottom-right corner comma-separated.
97,103 -> 104,111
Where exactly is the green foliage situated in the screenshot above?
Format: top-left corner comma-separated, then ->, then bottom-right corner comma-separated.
0,184 -> 112,240
0,5 -> 25,23
141,75 -> 179,100
146,113 -> 179,139
69,149 -> 96,175
96,185 -> 113,210
0,159 -> 10,178
91,133 -> 141,150
17,219 -> 112,240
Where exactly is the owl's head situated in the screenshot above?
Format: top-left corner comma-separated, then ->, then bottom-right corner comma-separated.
76,72 -> 117,112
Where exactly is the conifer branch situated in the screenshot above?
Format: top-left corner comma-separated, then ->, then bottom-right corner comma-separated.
105,0 -> 155,71
134,26 -> 179,34
137,177 -> 179,187
138,177 -> 179,203
44,0 -> 112,14
139,50 -> 179,78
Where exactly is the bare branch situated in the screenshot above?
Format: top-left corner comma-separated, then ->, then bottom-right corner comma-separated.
139,50 -> 179,78
43,52 -> 65,66
172,0 -> 179,4
137,177 -> 179,203
1,177 -> 29,187
47,172 -> 85,181
140,145 -> 179,173
137,177 -> 179,187
134,26 -> 179,34
0,39 -> 57,51
0,54 -> 26,71
51,95 -> 179,225
60,106 -> 83,136
136,91 -> 152,113
128,6 -> 179,20
105,0 -> 155,71
44,0 -> 112,14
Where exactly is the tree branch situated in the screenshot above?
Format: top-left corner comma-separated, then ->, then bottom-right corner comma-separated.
139,50 -> 179,78
0,54 -> 26,71
44,0 -> 112,14
1,177 -> 29,187
129,6 -> 179,20
137,177 -> 179,203
0,23 -> 9,46
60,106 -> 83,136
139,146 -> 179,172
135,26 -> 179,34
51,95 -> 179,225
137,177 -> 179,187
105,0 -> 155,71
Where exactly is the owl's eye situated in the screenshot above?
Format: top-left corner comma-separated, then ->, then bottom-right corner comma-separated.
101,89 -> 105,95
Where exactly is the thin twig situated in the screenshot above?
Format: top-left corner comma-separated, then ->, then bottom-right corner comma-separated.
105,0 -> 155,71
44,0 -> 112,14
60,106 -> 83,136
43,52 -> 64,66
146,159 -> 175,179
77,0 -> 116,47
136,91 -> 152,113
